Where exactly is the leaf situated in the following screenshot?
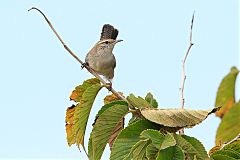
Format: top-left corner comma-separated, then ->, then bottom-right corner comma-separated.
65,105 -> 76,146
110,120 -> 161,160
145,92 -> 158,108
73,83 -> 102,148
224,142 -> 240,153
216,102 -> 240,145
211,149 -> 240,159
141,107 -> 218,128
70,78 -> 100,102
88,134 -> 93,160
127,94 -> 152,109
92,104 -> 129,160
146,143 -> 159,160
140,129 -> 176,150
156,146 -> 185,160
128,139 -> 151,160
215,66 -> 239,118
174,134 -> 208,160
211,154 -> 237,160
108,118 -> 124,150
104,92 -> 124,104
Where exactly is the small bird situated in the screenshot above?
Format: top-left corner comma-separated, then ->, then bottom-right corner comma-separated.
84,24 -> 122,83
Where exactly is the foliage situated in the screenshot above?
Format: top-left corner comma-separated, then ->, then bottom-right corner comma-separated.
65,66 -> 240,159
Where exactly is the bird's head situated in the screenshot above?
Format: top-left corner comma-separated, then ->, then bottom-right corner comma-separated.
96,39 -> 123,52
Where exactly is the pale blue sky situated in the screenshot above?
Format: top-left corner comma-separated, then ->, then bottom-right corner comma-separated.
0,1 -> 239,159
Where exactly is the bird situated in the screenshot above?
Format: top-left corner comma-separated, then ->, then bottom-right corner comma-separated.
84,24 -> 122,84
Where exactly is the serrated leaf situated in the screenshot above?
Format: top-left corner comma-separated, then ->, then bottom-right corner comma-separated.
215,67 -> 239,118
224,142 -> 240,153
145,92 -> 158,108
146,143 -> 159,160
174,134 -> 208,160
127,94 -> 152,109
70,78 -> 100,102
211,149 -> 240,159
104,92 -> 124,104
211,154 -> 237,160
216,102 -> 240,145
88,134 -> 93,160
65,105 -> 76,146
156,146 -> 184,160
73,84 -> 102,148
141,129 -> 176,150
92,104 -> 129,160
141,107 -> 218,128
110,120 -> 162,160
128,139 -> 151,160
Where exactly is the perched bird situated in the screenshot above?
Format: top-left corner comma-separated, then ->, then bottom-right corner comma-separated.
84,24 -> 122,83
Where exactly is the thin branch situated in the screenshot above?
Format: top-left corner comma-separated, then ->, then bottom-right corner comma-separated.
28,7 -> 126,102
179,12 -> 195,135
220,133 -> 240,150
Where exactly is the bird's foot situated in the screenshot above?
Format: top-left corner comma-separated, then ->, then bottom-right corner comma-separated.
81,62 -> 89,69
105,82 -> 112,91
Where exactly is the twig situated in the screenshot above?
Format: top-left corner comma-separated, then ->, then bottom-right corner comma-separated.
179,12 -> 195,135
28,7 -> 126,102
220,133 -> 240,150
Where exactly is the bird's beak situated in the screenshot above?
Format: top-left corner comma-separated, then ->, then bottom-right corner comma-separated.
115,39 -> 123,43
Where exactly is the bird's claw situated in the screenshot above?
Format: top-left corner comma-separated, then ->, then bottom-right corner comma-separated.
81,62 -> 89,69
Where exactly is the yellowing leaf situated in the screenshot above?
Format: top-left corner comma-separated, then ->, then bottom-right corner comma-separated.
141,107 -> 218,128
65,105 -> 76,146
216,102 -> 240,145
104,92 -> 124,105
73,83 -> 102,148
215,67 -> 239,118
70,78 -> 100,102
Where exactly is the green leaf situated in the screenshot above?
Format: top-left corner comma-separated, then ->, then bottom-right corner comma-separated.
92,104 -> 129,160
127,94 -> 152,109
156,146 -> 184,160
224,143 -> 240,153
140,129 -> 176,150
174,134 -> 208,160
110,120 -> 161,160
216,102 -> 240,145
215,66 -> 239,118
141,107 -> 218,128
146,143 -> 159,160
70,78 -> 100,102
73,83 -> 102,148
211,154 -> 237,160
88,134 -> 93,160
211,149 -> 240,159
145,92 -> 158,108
128,139 -> 151,160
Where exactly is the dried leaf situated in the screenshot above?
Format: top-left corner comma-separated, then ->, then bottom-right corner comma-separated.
65,105 -> 76,146
70,78 -> 100,102
141,107 -> 218,128
104,92 -> 124,105
215,67 -> 239,118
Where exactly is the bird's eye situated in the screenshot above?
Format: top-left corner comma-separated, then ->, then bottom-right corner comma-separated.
105,41 -> 109,44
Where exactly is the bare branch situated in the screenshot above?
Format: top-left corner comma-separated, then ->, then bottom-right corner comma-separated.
28,7 -> 126,101
179,12 -> 195,135
220,133 -> 240,150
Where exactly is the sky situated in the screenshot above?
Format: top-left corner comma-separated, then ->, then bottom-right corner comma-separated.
0,0 -> 239,159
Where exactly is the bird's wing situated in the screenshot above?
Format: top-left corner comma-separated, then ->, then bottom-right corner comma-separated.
100,24 -> 119,40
